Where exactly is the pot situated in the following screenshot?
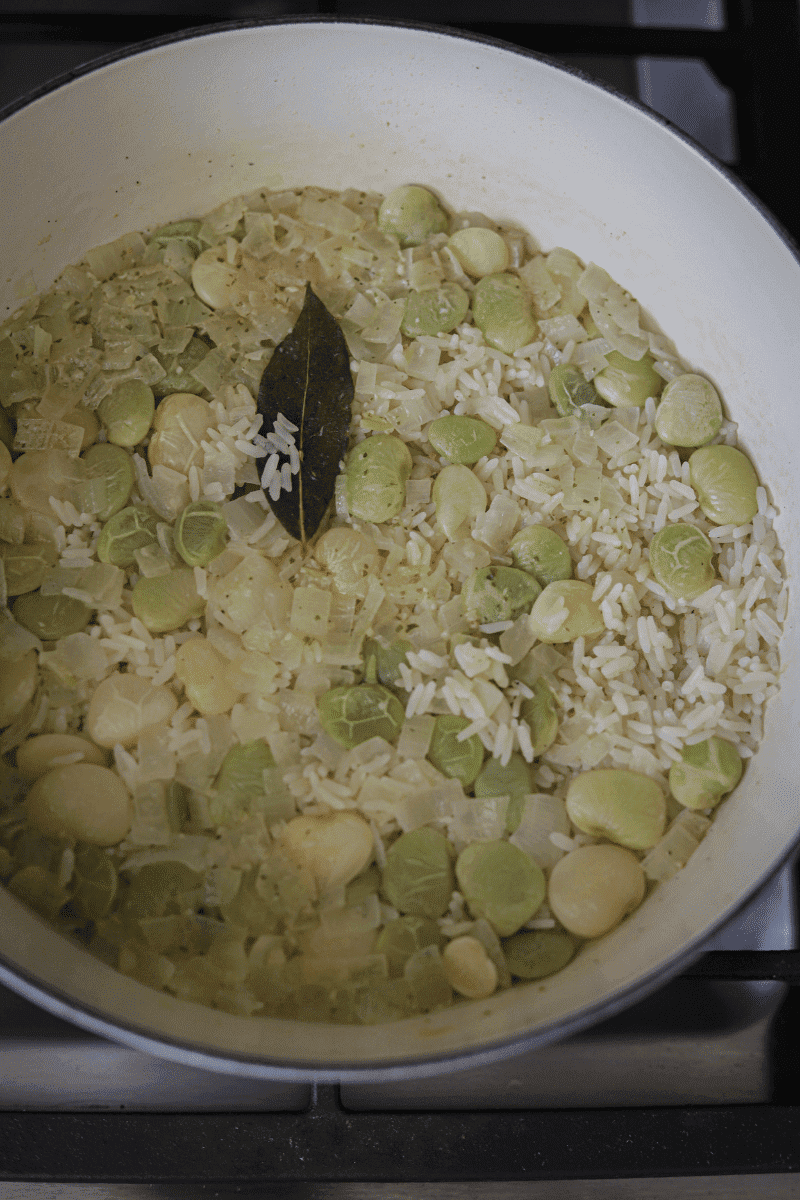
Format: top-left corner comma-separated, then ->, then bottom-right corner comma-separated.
0,19 -> 798,1082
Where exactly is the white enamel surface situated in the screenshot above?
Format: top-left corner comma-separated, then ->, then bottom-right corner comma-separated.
1,22 -> 798,1079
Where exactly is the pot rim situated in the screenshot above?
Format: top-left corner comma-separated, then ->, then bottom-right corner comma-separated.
1,15 -> 798,1082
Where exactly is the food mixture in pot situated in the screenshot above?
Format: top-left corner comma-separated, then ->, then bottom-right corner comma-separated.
0,183 -> 786,1023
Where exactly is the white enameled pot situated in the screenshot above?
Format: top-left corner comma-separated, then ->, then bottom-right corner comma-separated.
0,19 -> 798,1082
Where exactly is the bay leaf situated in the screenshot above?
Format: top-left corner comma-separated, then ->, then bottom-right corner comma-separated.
257,284 -> 353,544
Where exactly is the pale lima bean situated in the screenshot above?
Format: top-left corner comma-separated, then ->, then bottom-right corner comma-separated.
191,245 -> 239,309
442,935 -> 498,999
16,733 -> 108,780
175,635 -> 243,716
148,393 -> 215,472
528,580 -> 604,643
85,674 -> 178,748
432,464 -> 487,538
448,228 -> 510,278
566,768 -> 666,850
547,843 -> 646,938
0,649 -> 38,728
279,811 -> 374,893
25,763 -> 131,845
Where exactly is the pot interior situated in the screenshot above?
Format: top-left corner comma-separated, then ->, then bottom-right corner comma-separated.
1,21 -> 798,1079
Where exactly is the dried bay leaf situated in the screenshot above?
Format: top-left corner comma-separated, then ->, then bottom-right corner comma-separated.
257,284 -> 353,544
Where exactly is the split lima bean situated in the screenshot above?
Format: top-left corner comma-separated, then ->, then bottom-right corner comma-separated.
85,673 -> 178,749
428,714 -> 485,788
593,351 -> 662,409
381,827 -> 455,919
669,736 -> 743,810
280,810 -> 374,894
345,434 -> 413,524
461,565 -> 541,625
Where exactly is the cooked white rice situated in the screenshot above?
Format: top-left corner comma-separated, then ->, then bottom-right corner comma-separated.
0,182 -> 786,1025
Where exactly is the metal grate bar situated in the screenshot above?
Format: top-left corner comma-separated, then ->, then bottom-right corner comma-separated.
0,1094 -> 799,1181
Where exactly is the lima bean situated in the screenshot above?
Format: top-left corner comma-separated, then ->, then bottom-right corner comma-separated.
502,928 -> 576,979
378,185 -> 449,247
25,762 -> 132,846
97,506 -> 160,568
548,843 -> 645,938
431,464 -> 487,538
0,650 -> 38,728
318,684 -> 405,748
689,444 -> 759,526
0,541 -> 58,595
593,351 -> 662,408
455,839 -> 546,937
382,827 -> 454,919
447,227 -> 510,278
376,915 -> 444,977
280,810 -> 374,893
174,500 -> 227,567
428,714 -> 484,787
461,565 -> 541,625
97,379 -> 155,447
16,733 -> 108,780
427,415 -> 497,464
566,768 -> 666,850
12,592 -> 93,641
402,283 -> 469,337
85,673 -> 178,749
509,525 -> 572,586
548,364 -> 599,417
669,736 -> 743,810
79,443 -> 135,520
654,373 -> 722,447
528,580 -> 605,643
472,273 -> 537,354
131,569 -> 204,634
174,635 -> 243,716
441,935 -> 498,999
649,523 -> 715,600
345,434 -> 413,524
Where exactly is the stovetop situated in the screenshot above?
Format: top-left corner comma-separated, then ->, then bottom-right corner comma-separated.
1,0 -> 800,1191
